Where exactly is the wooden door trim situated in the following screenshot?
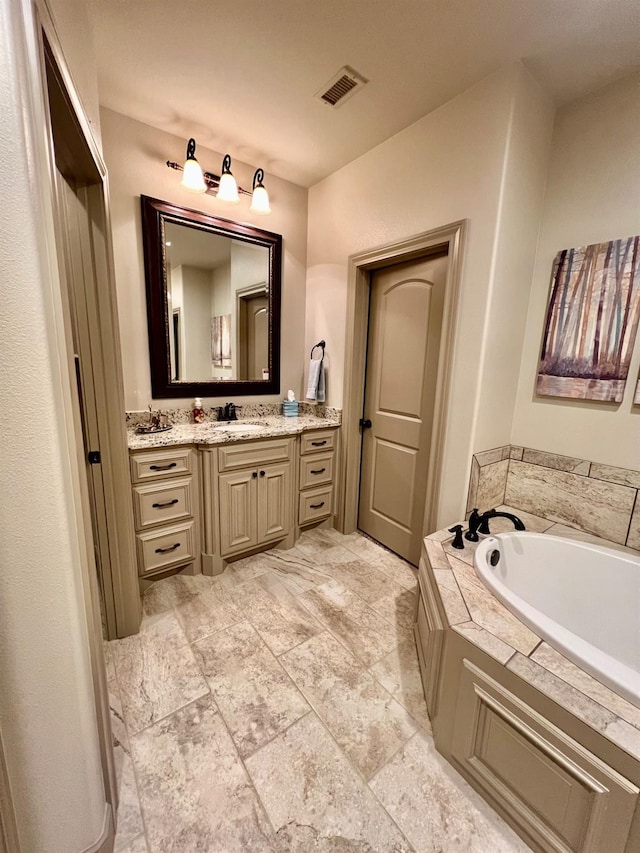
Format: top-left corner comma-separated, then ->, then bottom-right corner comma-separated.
36,4 -> 140,640
338,221 -> 466,537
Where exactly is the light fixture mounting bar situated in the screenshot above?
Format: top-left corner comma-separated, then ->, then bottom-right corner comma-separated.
166,160 -> 252,196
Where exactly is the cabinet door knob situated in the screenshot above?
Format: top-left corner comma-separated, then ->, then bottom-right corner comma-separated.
259,470 -> 266,477
252,471 -> 258,478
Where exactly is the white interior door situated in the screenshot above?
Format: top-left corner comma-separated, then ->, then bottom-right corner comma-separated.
358,253 -> 448,565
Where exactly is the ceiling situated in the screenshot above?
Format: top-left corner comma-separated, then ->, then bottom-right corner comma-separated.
89,0 -> 639,188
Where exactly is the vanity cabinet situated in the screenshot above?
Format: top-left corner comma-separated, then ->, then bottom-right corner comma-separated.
200,436 -> 295,568
218,461 -> 292,557
130,424 -> 339,578
130,446 -> 200,577
298,429 -> 336,526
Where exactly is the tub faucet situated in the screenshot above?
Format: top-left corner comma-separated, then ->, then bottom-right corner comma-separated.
465,508 -> 525,541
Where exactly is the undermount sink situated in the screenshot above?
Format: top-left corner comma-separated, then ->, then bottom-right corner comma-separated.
213,422 -> 266,433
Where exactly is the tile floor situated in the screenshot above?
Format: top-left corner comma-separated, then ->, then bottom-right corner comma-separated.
106,527 -> 531,852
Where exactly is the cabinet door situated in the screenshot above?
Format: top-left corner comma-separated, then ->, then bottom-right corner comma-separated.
219,469 -> 257,556
258,463 -> 292,544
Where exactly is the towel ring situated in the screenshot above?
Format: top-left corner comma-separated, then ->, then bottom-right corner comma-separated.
311,340 -> 326,359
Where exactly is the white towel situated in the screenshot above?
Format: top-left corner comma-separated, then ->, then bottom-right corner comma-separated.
306,357 -> 325,402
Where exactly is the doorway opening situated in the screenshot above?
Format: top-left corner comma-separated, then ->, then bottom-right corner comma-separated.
338,222 -> 466,560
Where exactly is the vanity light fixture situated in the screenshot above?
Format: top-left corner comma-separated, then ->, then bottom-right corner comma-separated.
167,138 -> 271,214
179,138 -> 207,193
249,169 -> 271,215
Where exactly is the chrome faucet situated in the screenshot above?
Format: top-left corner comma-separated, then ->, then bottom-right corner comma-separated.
465,508 -> 525,541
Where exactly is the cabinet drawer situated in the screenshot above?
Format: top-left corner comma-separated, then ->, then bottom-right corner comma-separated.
130,447 -> 194,483
298,485 -> 332,525
136,521 -> 196,575
132,477 -> 193,530
218,438 -> 292,472
299,452 -> 334,490
300,429 -> 336,455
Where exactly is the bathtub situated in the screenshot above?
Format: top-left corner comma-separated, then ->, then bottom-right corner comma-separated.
474,532 -> 640,706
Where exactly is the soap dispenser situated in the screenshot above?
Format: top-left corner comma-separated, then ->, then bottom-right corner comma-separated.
192,397 -> 204,423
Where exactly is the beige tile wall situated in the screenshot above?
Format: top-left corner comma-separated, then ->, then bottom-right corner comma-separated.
467,446 -> 640,548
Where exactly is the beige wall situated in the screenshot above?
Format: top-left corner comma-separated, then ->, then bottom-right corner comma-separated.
512,72 -> 640,470
306,64 -> 554,525
1,0 -> 108,850
101,107 -> 309,411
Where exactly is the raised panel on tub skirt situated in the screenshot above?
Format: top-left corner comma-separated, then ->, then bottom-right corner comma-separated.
451,659 -> 639,853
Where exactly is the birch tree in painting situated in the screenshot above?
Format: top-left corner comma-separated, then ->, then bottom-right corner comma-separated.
537,236 -> 640,402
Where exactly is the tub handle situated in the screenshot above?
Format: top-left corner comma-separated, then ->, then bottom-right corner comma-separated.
448,525 -> 465,550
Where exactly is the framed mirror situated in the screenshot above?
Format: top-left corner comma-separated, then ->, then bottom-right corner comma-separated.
140,195 -> 282,398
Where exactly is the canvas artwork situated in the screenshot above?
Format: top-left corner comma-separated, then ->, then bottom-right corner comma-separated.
537,235 -> 640,403
211,314 -> 231,368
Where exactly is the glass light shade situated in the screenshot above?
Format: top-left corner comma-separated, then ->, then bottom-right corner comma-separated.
250,184 -> 271,215
181,158 -> 207,193
216,171 -> 240,203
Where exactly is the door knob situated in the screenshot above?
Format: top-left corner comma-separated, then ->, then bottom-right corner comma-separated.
359,418 -> 372,429
252,471 -> 258,478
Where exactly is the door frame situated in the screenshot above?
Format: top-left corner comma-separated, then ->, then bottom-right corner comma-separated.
338,221 -> 466,539
37,2 -> 141,642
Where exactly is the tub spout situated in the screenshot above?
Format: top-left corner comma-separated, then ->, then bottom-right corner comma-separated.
465,508 -> 525,540
477,509 -> 525,535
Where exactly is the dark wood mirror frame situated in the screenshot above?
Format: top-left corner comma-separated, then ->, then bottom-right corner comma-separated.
140,195 -> 282,398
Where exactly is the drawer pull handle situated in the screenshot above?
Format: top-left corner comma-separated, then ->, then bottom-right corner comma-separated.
149,462 -> 177,471
310,468 -> 326,474
155,542 -> 180,554
310,501 -> 325,509
252,472 -> 258,478
259,470 -> 266,477
152,499 -> 179,509
311,440 -> 327,446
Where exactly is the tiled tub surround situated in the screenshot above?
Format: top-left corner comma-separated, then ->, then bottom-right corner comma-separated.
418,510 -> 640,853
467,445 -> 640,548
106,528 -> 530,852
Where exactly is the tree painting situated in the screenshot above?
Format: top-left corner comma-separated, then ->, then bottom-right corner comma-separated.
537,236 -> 640,402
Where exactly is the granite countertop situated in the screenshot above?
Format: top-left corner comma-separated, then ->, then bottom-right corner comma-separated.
423,506 -> 640,761
127,414 -> 340,450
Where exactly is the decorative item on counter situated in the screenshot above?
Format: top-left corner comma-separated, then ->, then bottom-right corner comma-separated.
192,397 -> 205,423
136,404 -> 172,434
282,390 -> 299,417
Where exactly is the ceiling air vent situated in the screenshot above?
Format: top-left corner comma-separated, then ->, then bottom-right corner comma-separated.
315,66 -> 368,109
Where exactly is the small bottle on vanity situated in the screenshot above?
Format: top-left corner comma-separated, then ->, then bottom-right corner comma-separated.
192,397 -> 204,423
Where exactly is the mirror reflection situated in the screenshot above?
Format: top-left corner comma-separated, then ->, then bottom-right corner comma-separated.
140,195 -> 282,398
165,223 -> 270,382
